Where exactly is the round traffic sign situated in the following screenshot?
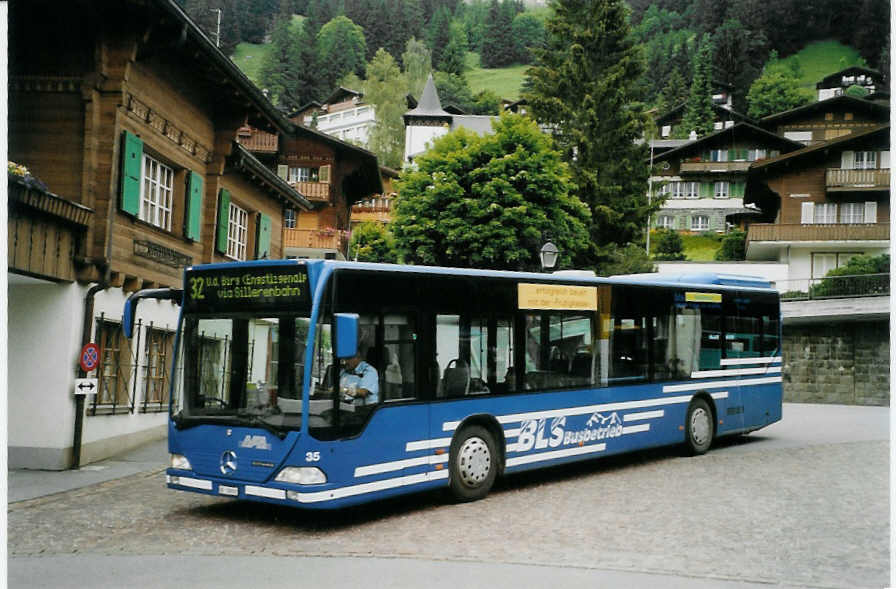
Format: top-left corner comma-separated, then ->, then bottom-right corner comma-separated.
80,343 -> 100,372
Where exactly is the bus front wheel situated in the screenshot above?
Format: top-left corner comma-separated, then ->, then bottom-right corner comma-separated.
685,398 -> 714,455
448,425 -> 497,502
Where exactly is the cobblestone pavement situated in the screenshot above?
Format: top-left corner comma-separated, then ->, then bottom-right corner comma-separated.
9,435 -> 888,589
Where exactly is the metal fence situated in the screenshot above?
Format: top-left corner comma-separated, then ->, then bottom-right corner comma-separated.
779,273 -> 889,301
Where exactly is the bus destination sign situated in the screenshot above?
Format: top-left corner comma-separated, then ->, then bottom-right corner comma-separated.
184,265 -> 311,313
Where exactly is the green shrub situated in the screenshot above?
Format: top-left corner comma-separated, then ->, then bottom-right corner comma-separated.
652,228 -> 686,261
809,253 -> 889,297
715,230 -> 746,261
349,222 -> 398,263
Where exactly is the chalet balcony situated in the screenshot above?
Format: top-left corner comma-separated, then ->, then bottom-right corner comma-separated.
291,181 -> 331,203
351,197 -> 393,224
236,130 -> 278,153
747,223 -> 890,244
282,227 -> 346,252
826,168 -> 890,191
679,160 -> 752,173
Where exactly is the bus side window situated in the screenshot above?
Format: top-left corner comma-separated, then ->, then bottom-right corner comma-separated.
382,313 -> 417,401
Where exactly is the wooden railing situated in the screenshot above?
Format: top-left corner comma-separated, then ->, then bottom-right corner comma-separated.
236,131 -> 278,153
292,181 -> 330,203
351,197 -> 393,213
747,223 -> 889,243
282,228 -> 345,251
826,168 -> 889,190
679,160 -> 752,173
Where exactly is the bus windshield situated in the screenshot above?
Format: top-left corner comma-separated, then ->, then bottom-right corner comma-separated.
179,314 -> 311,433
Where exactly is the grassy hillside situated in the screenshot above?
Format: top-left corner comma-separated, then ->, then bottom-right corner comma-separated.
464,52 -> 529,101
231,42 -> 268,85
779,40 -> 866,90
649,231 -> 722,261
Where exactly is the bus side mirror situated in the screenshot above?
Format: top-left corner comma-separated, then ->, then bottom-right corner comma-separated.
334,313 -> 359,358
123,288 -> 183,338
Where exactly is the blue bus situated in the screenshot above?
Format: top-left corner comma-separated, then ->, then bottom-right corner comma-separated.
124,260 -> 782,508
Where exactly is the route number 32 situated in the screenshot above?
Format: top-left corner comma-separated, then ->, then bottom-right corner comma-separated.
305,451 -> 321,462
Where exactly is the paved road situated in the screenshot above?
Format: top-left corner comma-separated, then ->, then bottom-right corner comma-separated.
8,403 -> 889,589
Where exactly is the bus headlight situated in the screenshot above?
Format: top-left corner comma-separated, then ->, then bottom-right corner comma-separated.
275,466 -> 327,485
170,454 -> 192,470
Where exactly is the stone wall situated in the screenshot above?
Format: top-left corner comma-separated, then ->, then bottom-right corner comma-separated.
782,321 -> 889,406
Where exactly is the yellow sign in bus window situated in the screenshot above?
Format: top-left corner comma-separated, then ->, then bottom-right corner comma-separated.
518,283 -> 598,311
685,291 -> 722,303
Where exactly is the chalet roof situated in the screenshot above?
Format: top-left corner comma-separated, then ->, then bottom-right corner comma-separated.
452,116 -> 496,135
228,143 -> 312,211
654,102 -> 755,126
817,66 -> 884,89
404,74 -> 451,119
749,124 -> 890,172
322,87 -> 364,105
651,122 -> 805,163
759,94 -> 890,126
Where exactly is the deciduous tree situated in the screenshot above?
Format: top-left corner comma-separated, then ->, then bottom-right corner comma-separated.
317,16 -> 368,96
365,49 -> 408,168
393,113 -> 591,271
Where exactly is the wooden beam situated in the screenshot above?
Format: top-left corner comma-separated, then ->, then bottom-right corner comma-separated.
109,271 -> 125,288
123,275 -> 141,293
141,279 -> 158,290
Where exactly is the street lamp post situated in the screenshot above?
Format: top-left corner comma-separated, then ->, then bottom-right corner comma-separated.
540,241 -> 559,271
209,8 -> 222,48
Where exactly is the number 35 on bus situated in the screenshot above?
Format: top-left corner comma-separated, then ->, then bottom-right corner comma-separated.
123,260 -> 782,509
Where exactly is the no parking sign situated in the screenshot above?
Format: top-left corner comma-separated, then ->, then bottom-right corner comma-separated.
79,343 -> 100,373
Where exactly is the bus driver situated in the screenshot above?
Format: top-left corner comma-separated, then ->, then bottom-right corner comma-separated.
339,350 -> 379,406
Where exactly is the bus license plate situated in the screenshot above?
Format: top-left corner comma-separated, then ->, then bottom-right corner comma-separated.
218,485 -> 238,496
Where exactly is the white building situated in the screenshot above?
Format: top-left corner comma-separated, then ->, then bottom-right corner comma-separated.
303,87 -> 376,147
403,74 -> 497,163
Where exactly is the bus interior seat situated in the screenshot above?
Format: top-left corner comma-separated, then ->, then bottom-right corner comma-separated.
571,353 -> 592,378
442,359 -> 470,397
383,348 -> 403,400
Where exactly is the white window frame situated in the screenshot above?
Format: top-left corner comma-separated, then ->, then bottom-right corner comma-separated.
709,150 -> 728,162
139,153 -> 174,231
226,202 -> 249,261
714,181 -> 730,198
747,149 -> 767,161
657,215 -> 674,229
283,209 -> 297,229
854,151 -> 877,170
288,166 -> 319,183
813,203 -> 838,224
691,215 -> 709,231
840,202 -> 865,224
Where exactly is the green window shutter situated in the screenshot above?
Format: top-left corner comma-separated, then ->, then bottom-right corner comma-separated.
255,213 -> 272,259
215,189 -> 231,254
733,182 -> 745,198
120,130 -> 143,216
185,171 -> 203,241
727,149 -> 735,161
699,182 -> 711,198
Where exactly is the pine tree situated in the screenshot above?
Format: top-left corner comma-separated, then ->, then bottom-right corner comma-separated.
259,15 -> 297,107
439,20 -> 468,75
480,0 -> 502,67
659,69 -> 687,113
679,34 -> 715,138
426,7 -> 452,68
524,0 -> 654,266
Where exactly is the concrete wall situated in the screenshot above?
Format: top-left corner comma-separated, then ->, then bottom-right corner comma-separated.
8,281 -> 87,469
782,321 -> 889,406
8,282 -> 177,469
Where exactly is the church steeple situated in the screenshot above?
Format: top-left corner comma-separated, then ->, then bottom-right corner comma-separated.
404,73 -> 452,122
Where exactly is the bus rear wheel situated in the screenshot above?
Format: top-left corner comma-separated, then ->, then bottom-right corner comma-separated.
685,398 -> 714,455
448,425 -> 497,502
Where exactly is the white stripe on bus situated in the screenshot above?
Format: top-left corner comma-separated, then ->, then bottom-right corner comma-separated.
623,410 -> 664,421
621,424 -> 650,434
167,475 -> 213,491
691,366 -> 782,379
719,356 -> 782,366
444,394 -> 696,432
503,428 -> 521,438
245,485 -> 286,500
405,438 -> 451,452
290,470 -> 450,504
506,443 -> 607,467
662,376 -> 782,393
354,454 -> 448,478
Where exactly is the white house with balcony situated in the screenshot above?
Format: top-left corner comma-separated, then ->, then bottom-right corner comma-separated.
303,87 -> 376,147
745,124 -> 890,291
649,124 -> 805,233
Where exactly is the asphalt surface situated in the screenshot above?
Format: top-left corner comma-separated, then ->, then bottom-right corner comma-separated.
8,403 -> 890,589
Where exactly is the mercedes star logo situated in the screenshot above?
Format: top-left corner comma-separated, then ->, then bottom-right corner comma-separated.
220,450 -> 237,475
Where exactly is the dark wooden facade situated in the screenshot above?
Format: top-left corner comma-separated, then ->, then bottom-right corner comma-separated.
759,95 -> 890,146
9,0 -> 311,291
